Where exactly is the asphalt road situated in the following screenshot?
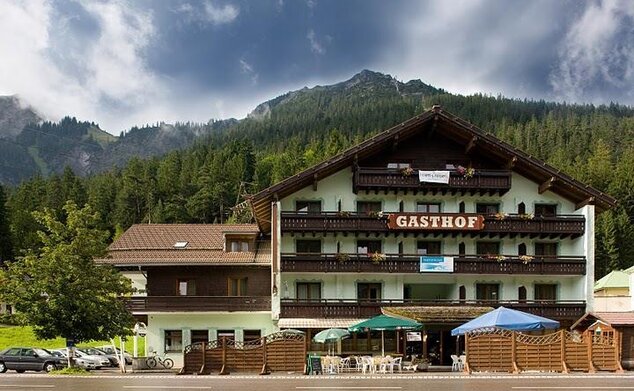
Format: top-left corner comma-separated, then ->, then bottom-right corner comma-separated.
1,373 -> 634,391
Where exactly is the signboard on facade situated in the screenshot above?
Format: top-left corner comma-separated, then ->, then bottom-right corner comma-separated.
420,256 -> 454,272
418,170 -> 450,184
387,213 -> 485,230
406,332 -> 422,341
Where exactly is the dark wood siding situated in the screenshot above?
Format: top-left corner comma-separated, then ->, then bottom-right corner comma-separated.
358,131 -> 499,170
146,266 -> 271,296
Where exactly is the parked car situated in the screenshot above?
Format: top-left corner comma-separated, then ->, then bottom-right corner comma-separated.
0,347 -> 65,373
78,347 -> 118,367
49,349 -> 101,370
96,345 -> 133,365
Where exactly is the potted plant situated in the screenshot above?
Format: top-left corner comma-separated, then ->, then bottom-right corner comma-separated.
367,210 -> 384,219
456,165 -> 475,179
492,212 -> 508,220
336,210 -> 351,217
400,167 -> 415,176
518,255 -> 534,264
370,251 -> 386,263
335,253 -> 350,262
518,213 -> 534,220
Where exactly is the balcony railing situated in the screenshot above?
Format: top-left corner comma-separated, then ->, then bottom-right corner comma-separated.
280,299 -> 586,321
280,212 -> 585,238
354,168 -> 512,195
281,253 -> 586,275
127,296 -> 271,313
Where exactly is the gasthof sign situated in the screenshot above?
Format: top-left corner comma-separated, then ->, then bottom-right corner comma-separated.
387,213 -> 485,230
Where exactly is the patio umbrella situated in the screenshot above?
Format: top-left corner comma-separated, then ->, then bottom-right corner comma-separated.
451,306 -> 560,336
348,314 -> 422,356
312,328 -> 350,355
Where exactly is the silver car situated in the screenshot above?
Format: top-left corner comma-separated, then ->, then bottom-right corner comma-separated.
49,349 -> 97,370
54,348 -> 110,369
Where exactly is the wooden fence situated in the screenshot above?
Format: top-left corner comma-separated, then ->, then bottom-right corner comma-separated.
465,328 -> 623,373
182,331 -> 306,375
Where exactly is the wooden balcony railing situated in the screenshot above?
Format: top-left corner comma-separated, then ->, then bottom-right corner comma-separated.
354,168 -> 512,195
127,296 -> 271,313
280,299 -> 586,321
281,253 -> 586,275
280,212 -> 585,238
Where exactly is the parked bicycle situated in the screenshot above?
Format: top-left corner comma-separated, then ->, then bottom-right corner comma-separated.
145,351 -> 174,369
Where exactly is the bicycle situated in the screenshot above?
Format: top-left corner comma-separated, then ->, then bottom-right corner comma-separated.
146,351 -> 174,369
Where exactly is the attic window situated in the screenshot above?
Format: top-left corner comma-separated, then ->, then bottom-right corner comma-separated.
174,241 -> 189,249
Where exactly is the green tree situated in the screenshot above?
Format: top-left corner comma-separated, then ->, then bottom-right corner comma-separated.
0,184 -> 13,264
0,201 -> 134,346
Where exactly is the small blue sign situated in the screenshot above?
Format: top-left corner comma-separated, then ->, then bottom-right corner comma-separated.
420,256 -> 454,272
66,338 -> 75,348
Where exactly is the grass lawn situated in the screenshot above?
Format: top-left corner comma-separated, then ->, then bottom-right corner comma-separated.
0,325 -> 145,355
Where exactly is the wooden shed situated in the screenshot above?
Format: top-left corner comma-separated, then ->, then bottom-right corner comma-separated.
572,312 -> 634,370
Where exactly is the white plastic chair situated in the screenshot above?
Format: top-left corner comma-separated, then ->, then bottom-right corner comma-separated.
451,354 -> 461,371
389,356 -> 402,372
360,356 -> 373,374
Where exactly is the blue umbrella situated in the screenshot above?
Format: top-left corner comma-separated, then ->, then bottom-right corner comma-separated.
451,306 -> 560,336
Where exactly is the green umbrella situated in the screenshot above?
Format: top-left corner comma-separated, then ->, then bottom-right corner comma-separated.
312,328 -> 350,343
348,315 -> 422,356
313,328 -> 350,355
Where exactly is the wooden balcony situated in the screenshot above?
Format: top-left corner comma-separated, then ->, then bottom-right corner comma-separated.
280,299 -> 586,321
280,212 -> 585,238
281,253 -> 586,275
127,296 -> 271,313
354,168 -> 512,195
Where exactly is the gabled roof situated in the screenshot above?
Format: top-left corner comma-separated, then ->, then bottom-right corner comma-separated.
96,224 -> 270,266
594,270 -> 631,291
250,106 -> 616,232
571,312 -> 634,329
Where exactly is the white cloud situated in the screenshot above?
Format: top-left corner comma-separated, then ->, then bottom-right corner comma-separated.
550,0 -> 634,103
240,59 -> 259,85
177,1 -> 239,26
307,29 -> 326,55
374,1 -> 568,99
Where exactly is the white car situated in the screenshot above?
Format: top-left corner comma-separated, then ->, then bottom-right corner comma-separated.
96,345 -> 133,365
54,348 -> 110,369
49,349 -> 98,370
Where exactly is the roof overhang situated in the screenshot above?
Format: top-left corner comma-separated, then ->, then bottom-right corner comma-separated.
250,106 -> 616,233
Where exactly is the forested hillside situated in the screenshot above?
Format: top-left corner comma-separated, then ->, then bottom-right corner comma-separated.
1,70 -> 633,278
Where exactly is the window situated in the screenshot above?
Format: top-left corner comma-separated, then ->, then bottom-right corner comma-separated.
459,285 -> 466,303
244,329 -> 262,342
357,240 -> 382,254
417,241 -> 441,255
177,279 -> 196,296
535,204 -> 557,217
416,202 -> 441,213
517,202 -> 526,215
535,284 -> 557,301
357,201 -> 382,214
357,283 -> 382,300
297,282 -> 321,300
296,200 -> 321,213
228,240 -> 250,252
217,330 -> 235,340
535,242 -> 557,256
458,242 -> 466,255
165,330 -> 183,352
174,241 -> 188,249
476,242 -> 500,255
4,348 -> 20,356
296,239 -> 321,253
476,283 -> 500,301
191,330 -> 209,345
458,201 -> 465,213
228,277 -> 248,296
476,203 -> 500,214
387,162 -> 411,169
518,243 -> 527,256
518,286 -> 527,303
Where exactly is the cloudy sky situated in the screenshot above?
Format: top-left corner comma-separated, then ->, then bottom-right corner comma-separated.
1,0 -> 633,135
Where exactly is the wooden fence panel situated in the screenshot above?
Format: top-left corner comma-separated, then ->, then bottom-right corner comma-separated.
592,334 -> 620,371
466,329 -> 514,372
515,332 -> 562,372
183,331 -> 306,374
563,332 -> 588,371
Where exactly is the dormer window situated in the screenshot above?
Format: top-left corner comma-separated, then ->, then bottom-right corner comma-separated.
174,241 -> 188,249
225,233 -> 255,252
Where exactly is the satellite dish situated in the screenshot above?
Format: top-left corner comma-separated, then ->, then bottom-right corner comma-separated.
134,322 -> 147,337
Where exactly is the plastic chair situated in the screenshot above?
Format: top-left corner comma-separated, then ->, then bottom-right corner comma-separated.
390,356 -> 402,372
360,356 -> 373,374
451,355 -> 461,371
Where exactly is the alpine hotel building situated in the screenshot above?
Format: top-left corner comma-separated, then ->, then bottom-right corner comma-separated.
103,106 -> 615,367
